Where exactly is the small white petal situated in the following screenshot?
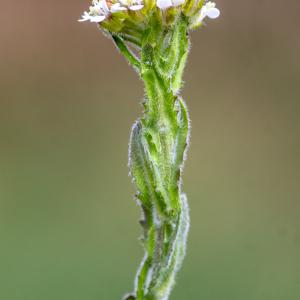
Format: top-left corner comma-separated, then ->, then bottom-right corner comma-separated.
90,15 -> 106,22
99,0 -> 110,14
172,0 -> 185,7
207,7 -> 220,19
206,1 -> 216,8
78,12 -> 90,22
111,3 -> 127,12
129,4 -> 144,10
157,0 -> 173,9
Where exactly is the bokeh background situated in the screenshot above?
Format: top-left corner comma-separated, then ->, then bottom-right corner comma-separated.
0,1 -> 299,299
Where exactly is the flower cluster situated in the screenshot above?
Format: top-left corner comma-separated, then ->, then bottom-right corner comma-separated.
79,0 -> 144,23
79,0 -> 220,30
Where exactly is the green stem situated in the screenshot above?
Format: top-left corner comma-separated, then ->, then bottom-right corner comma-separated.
127,15 -> 191,300
112,34 -> 141,72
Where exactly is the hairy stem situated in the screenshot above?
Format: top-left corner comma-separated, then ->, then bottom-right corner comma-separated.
126,15 -> 191,300
112,34 -> 141,72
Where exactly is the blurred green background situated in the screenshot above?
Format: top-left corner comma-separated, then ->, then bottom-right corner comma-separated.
0,1 -> 299,299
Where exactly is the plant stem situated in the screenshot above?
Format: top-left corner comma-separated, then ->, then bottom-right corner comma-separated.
127,14 -> 191,300
112,34 -> 141,72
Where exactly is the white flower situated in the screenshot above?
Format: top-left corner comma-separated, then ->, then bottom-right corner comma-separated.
78,0 -> 128,23
156,0 -> 172,9
119,0 -> 144,11
156,0 -> 184,9
198,2 -> 220,23
110,2 -> 128,12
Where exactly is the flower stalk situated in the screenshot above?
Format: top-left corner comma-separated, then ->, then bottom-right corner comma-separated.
79,2 -> 220,299
128,16 -> 190,300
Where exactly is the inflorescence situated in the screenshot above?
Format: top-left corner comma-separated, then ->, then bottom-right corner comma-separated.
79,0 -> 220,33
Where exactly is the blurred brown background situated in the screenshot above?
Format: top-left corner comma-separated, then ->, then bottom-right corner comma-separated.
0,1 -> 299,299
